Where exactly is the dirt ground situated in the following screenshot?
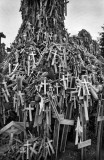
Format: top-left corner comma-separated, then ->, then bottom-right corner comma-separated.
58,141 -> 96,160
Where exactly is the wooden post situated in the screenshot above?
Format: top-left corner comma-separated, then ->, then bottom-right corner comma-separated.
80,104 -> 86,160
96,99 -> 104,160
60,101 -> 73,152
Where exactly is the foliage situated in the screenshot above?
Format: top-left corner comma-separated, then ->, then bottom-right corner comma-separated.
99,25 -> 104,58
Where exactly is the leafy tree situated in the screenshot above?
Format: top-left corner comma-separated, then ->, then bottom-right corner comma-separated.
99,25 -> 104,57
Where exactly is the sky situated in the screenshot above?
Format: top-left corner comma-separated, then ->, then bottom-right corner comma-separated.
0,0 -> 104,47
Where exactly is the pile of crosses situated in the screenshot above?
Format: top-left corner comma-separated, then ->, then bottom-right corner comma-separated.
0,0 -> 104,160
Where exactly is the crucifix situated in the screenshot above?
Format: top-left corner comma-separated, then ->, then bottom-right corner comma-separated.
24,140 -> 31,159
41,77 -> 48,95
52,50 -> 57,66
24,104 -> 34,121
60,74 -> 68,90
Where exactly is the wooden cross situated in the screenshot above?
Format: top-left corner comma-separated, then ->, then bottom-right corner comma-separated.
30,52 -> 36,69
39,96 -> 44,114
75,116 -> 83,145
24,104 -> 34,121
60,74 -> 68,90
55,82 -> 60,95
70,91 -> 78,109
20,146 -> 25,160
41,77 -> 48,95
97,99 -> 104,122
2,80 -> 10,97
58,63 -> 63,78
18,91 -> 25,106
79,103 -> 91,160
52,50 -> 57,66
24,140 -> 31,159
30,142 -> 38,157
48,84 -> 53,95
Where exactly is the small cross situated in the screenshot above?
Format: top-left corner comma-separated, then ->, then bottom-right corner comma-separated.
24,104 -> 34,122
30,52 -> 36,69
30,142 -> 38,157
24,140 -> 31,159
55,83 -> 60,95
41,77 -> 48,95
18,91 -> 25,106
2,80 -> 10,97
2,88 -> 9,102
20,146 -> 26,154
60,75 -> 68,90
58,63 -> 63,78
52,50 -> 57,66
39,96 -> 44,114
49,84 -> 53,94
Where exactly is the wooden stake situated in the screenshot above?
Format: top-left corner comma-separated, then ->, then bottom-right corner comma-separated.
60,102 -> 73,152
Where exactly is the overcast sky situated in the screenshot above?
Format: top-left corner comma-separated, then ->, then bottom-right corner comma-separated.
0,0 -> 104,47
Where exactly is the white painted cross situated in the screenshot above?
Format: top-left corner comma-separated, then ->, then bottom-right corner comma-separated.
52,50 -> 57,66
41,77 -> 48,95
24,140 -> 31,159
60,75 -> 68,90
24,104 -> 34,121
30,52 -> 36,69
18,91 -> 25,106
